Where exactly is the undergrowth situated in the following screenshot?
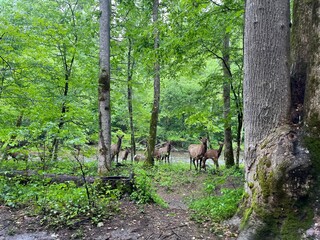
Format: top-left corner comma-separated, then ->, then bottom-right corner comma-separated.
187,166 -> 244,223
0,175 -> 120,228
0,157 -> 245,229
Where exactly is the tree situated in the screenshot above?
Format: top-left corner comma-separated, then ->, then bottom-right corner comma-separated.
222,33 -> 235,168
50,1 -> 78,161
146,0 -> 160,166
126,37 -> 136,161
0,0 -> 99,159
98,0 -> 112,174
239,0 -> 319,239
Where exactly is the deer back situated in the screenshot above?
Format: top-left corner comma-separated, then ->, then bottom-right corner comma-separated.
188,137 -> 207,159
158,141 -> 172,156
204,149 -> 219,160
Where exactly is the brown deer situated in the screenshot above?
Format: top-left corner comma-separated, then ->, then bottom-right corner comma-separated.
4,140 -> 29,161
111,135 -> 124,163
188,137 -> 208,170
120,147 -> 131,161
133,153 -> 146,162
155,141 -> 172,163
202,142 -> 224,171
8,150 -> 28,161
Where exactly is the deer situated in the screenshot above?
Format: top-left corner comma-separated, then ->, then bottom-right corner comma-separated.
155,141 -> 172,163
188,137 -> 208,171
8,150 -> 28,161
120,147 -> 131,161
133,153 -> 146,162
4,140 -> 29,162
201,142 -> 224,171
134,148 -> 162,162
111,135 -> 124,163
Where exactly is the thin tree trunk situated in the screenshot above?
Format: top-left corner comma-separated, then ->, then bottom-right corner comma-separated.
127,38 -> 136,161
98,0 -> 112,174
50,44 -> 75,161
146,0 -> 160,166
231,83 -> 243,167
222,34 -> 235,168
49,2 -> 78,161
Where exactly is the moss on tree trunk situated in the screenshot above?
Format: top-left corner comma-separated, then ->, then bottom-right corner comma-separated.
239,125 -> 313,239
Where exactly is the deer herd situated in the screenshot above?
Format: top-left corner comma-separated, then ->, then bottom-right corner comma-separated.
113,135 -> 223,171
4,134 -> 223,171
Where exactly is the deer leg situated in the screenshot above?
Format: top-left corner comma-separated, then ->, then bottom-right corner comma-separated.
193,158 -> 198,170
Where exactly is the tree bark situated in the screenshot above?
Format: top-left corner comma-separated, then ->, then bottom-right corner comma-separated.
0,170 -> 133,189
146,0 -> 160,166
127,38 -> 136,161
98,0 -> 112,174
303,0 -> 320,215
222,34 -> 235,168
231,82 -> 243,167
290,0 -> 313,121
238,0 -> 314,238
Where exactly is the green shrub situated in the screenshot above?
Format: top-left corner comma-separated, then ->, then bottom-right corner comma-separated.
189,188 -> 243,222
130,167 -> 166,207
0,176 -> 120,228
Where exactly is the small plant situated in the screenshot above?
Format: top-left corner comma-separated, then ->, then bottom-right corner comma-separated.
0,174 -> 120,229
130,167 -> 166,207
188,166 -> 245,223
189,188 -> 244,223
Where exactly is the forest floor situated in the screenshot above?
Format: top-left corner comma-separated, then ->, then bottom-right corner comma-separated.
0,171 -> 239,240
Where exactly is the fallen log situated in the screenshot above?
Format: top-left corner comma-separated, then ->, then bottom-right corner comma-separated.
0,170 -> 134,191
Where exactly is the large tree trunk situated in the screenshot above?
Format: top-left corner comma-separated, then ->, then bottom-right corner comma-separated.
303,0 -> 320,230
222,34 -> 235,168
238,0 -> 315,239
98,0 -> 112,174
146,0 -> 160,166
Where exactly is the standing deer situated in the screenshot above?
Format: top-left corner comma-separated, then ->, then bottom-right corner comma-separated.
154,141 -> 172,163
111,135 -> 124,163
188,137 -> 208,171
202,142 -> 224,171
120,147 -> 131,161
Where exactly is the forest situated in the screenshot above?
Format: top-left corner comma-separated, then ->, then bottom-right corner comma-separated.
1,0 -> 320,239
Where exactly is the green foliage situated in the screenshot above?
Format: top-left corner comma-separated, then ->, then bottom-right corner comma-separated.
0,0 -> 245,158
189,188 -> 243,222
0,156 -> 122,228
0,176 -> 120,228
38,182 -> 120,227
130,166 -> 167,207
188,166 -> 244,223
152,162 -> 193,190
0,158 -> 98,176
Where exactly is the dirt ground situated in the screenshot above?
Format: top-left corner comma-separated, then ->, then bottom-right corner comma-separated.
0,174 -> 238,240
